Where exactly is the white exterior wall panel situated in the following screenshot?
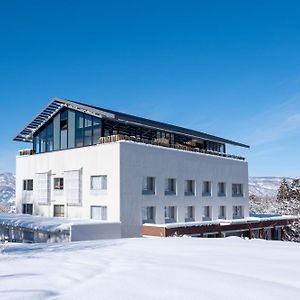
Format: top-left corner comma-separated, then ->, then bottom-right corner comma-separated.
16,141 -> 249,238
16,143 -> 121,222
119,142 -> 249,237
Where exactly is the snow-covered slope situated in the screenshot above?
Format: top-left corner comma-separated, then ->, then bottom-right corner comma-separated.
249,177 -> 292,197
0,172 -> 15,205
1,237 -> 300,300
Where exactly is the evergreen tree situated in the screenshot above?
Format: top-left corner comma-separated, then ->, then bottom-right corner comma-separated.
277,178 -> 290,202
290,178 -> 300,202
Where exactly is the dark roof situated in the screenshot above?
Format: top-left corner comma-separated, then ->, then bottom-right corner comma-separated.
13,97 -> 250,148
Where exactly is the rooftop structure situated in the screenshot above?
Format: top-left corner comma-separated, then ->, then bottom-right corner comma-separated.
14,97 -> 249,154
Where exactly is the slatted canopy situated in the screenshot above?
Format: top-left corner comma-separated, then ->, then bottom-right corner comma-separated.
13,97 -> 250,148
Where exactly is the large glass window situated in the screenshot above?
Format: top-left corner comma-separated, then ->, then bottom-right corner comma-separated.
33,109 -> 102,153
40,127 -> 46,153
75,112 -> 84,147
84,114 -> 93,146
34,135 -> 40,153
60,110 -> 68,149
92,117 -> 101,144
46,121 -> 54,151
75,112 -> 101,147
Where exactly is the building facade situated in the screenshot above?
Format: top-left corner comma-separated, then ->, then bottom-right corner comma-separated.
14,97 -> 249,238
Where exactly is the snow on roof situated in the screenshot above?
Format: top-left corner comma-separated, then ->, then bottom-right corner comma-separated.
0,213 -> 117,233
143,215 -> 298,229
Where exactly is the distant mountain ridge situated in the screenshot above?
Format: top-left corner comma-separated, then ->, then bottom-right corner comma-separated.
0,172 -> 15,205
248,176 -> 293,198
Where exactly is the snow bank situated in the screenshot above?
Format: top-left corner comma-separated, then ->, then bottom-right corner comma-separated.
1,237 -> 300,300
0,213 -> 110,233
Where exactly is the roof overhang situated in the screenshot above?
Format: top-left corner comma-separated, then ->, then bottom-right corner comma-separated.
13,97 -> 115,142
13,97 -> 250,148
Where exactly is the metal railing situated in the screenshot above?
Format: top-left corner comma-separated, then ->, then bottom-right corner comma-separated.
99,134 -> 246,161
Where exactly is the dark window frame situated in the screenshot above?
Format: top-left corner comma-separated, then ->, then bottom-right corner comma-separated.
54,177 -> 64,190
23,179 -> 33,191
22,203 -> 33,215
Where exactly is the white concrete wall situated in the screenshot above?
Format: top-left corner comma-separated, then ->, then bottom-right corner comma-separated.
16,141 -> 249,238
16,142 -> 121,222
119,141 -> 249,237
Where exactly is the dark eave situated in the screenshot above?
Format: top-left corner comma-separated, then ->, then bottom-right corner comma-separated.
13,97 -> 250,148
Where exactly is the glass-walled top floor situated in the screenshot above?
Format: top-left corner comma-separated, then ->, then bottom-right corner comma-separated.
33,108 -> 225,154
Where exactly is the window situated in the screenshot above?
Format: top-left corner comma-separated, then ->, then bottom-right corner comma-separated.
218,206 -> 226,219
164,206 -> 176,223
22,204 -> 33,215
60,109 -> 68,150
218,182 -> 226,196
142,207 -> 155,224
36,172 -> 50,204
184,180 -> 195,196
64,170 -> 82,205
165,178 -> 176,195
84,114 -> 93,146
75,112 -> 84,147
54,178 -> 64,190
185,206 -> 195,222
203,206 -> 212,221
53,205 -> 64,217
91,206 -> 107,220
202,181 -> 211,196
23,179 -> 33,191
92,117 -> 102,145
33,120 -> 54,153
232,184 -> 243,197
142,177 -> 155,194
91,175 -> 107,190
75,111 -> 102,147
233,206 -> 244,219
207,141 -> 224,153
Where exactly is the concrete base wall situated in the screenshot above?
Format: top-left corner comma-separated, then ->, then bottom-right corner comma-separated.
70,222 -> 121,241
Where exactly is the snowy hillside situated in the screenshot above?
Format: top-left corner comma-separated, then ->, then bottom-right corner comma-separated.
248,177 -> 292,197
1,237 -> 300,300
0,173 -> 15,205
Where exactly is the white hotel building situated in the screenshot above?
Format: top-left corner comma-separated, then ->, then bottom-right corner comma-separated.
14,98 -> 249,238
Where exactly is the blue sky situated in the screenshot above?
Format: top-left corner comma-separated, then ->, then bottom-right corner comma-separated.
0,0 -> 300,177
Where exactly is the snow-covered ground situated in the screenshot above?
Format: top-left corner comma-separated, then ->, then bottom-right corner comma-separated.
1,237 -> 300,300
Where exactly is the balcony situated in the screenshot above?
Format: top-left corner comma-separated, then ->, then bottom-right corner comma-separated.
98,134 -> 246,160
19,134 -> 246,161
